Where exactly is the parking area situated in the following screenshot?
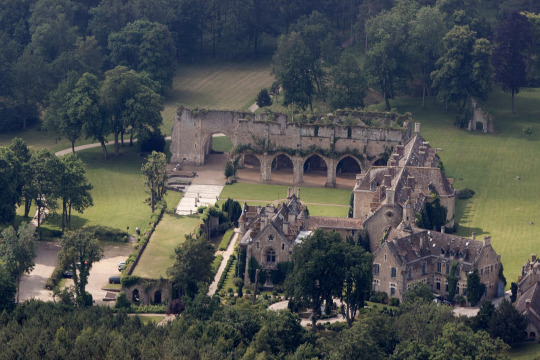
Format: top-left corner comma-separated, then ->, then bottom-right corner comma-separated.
64,242 -> 133,305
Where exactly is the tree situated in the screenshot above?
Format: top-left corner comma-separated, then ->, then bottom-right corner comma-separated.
510,282 -> 518,303
397,300 -> 455,346
466,269 -> 486,306
402,281 -> 435,303
409,6 -> 447,109
0,223 -> 35,302
141,151 -> 167,213
167,234 -> 215,299
341,242 -> 373,326
9,138 -> 33,218
0,264 -> 16,312
365,2 -> 416,110
58,154 -> 93,233
0,147 -> 22,224
108,20 -> 176,92
446,260 -> 459,301
256,88 -> 272,107
285,229 -> 346,331
58,229 -> 103,306
329,53 -> 367,110
492,11 -> 532,114
222,198 -> 242,226
73,73 -> 108,159
488,299 -> 528,346
431,25 -> 493,127
472,301 -> 495,331
272,32 -> 314,111
44,72 -> 82,153
29,149 -> 61,239
100,66 -> 162,157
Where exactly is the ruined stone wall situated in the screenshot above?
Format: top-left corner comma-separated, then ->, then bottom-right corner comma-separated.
170,108 -> 411,166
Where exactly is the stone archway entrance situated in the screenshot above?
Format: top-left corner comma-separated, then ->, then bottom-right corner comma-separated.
303,154 -> 329,187
270,153 -> 294,183
336,155 -> 362,188
237,153 -> 263,182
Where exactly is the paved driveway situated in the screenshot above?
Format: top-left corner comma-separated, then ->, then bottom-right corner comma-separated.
19,241 -> 61,302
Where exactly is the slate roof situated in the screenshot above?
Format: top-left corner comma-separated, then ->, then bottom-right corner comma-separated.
515,281 -> 540,332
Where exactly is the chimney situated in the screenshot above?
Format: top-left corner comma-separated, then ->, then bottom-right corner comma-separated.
418,151 -> 426,165
379,185 -> 386,201
261,214 -> 267,228
441,226 -> 445,234
403,186 -> 412,199
396,145 -> 405,157
283,221 -> 289,235
472,232 -> 476,241
526,299 -> 531,310
297,188 -> 301,199
384,174 -> 392,187
288,212 -> 295,224
386,189 -> 395,205
533,254 -> 537,263
415,123 -> 421,133
287,187 -> 291,198
483,236 -> 491,246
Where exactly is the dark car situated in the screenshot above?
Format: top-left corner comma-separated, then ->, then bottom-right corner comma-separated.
109,276 -> 121,284
62,270 -> 73,278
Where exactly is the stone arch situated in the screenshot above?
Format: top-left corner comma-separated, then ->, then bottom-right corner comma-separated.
269,152 -> 295,183
237,153 -> 263,181
303,153 -> 328,173
201,131 -> 235,165
132,289 -> 140,303
154,290 -> 162,304
373,157 -> 388,167
336,154 -> 362,175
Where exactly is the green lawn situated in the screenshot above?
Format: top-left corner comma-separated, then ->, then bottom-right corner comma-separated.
40,145 -> 152,239
161,59 -> 274,135
212,135 -> 233,153
306,205 -> 349,218
219,183 -> 351,205
164,190 -> 183,211
133,214 -> 201,279
375,88 -> 540,285
508,343 -> 540,360
137,315 -> 165,325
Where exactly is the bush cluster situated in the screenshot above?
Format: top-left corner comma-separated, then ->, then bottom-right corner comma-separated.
216,254 -> 236,293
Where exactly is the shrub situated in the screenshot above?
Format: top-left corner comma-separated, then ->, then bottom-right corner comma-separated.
256,88 -> 272,107
389,298 -> 400,307
522,125 -> 533,136
326,322 -> 348,332
457,188 -> 475,200
121,275 -> 141,287
370,291 -> 389,304
139,130 -> 166,153
218,229 -> 234,251
115,292 -> 131,309
166,299 -> 185,316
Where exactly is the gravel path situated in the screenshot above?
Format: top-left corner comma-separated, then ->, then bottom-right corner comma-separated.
208,230 -> 239,296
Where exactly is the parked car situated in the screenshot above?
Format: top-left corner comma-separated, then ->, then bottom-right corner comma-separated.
118,261 -> 126,271
109,276 -> 121,284
62,270 -> 73,279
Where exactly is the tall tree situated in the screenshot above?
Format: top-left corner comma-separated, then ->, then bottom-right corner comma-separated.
8,138 -> 33,218
0,147 -> 22,224
141,151 -> 167,213
285,229 -> 346,331
0,264 -> 16,312
167,234 -> 215,299
492,11 -> 532,114
0,223 -> 35,302
100,66 -> 162,157
487,299 -> 528,346
409,6 -> 448,109
341,241 -> 373,326
29,149 -> 61,239
466,269 -> 486,306
329,53 -> 367,110
431,25 -> 493,127
58,154 -> 93,233
58,229 -> 103,306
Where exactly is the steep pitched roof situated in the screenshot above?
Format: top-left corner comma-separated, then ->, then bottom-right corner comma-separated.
515,281 -> 540,332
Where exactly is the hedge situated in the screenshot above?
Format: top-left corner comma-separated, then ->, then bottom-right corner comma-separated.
218,229 -> 234,251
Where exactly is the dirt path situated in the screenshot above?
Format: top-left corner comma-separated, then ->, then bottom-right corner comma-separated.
208,230 -> 239,296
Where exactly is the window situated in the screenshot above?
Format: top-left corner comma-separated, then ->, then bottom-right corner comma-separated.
491,265 -> 493,272
256,242 -> 259,249
391,267 -> 397,278
455,266 -> 460,276
266,249 -> 276,263
391,287 -> 396,296
314,125 -> 319,137
445,264 -> 450,275
384,254 -> 387,262
450,250 -> 454,257
347,127 -> 352,139
481,269 -> 483,275
408,268 -> 412,279
268,235 -> 274,241
374,264 -> 380,275
456,286 -> 459,295
281,243 -> 285,250
445,284 -> 449,292
436,282 -> 441,291
437,262 -> 442,273
463,288 -> 466,296
422,263 -> 426,275
441,248 -> 445,255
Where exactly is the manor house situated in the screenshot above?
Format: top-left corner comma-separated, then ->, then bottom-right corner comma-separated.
514,255 -> 540,341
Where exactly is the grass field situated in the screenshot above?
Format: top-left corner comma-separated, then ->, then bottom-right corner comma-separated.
137,315 -> 165,325
373,88 -> 540,284
161,59 -> 274,135
211,135 -> 233,153
133,214 -> 201,279
508,343 -> 540,359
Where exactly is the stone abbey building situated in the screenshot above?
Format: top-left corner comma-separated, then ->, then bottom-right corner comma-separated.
237,123 -> 503,302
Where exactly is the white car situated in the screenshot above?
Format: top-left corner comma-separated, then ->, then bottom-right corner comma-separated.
118,261 -> 126,271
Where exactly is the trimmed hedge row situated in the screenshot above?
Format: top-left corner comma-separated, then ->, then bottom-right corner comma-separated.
212,255 -> 223,276
216,254 -> 236,293
218,229 -> 234,251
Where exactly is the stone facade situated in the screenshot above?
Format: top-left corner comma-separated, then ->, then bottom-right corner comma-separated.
170,107 -> 411,187
238,189 -> 363,286
353,123 -> 455,250
468,98 -> 496,134
515,255 -> 540,341
373,226 -> 504,302
123,279 -> 172,305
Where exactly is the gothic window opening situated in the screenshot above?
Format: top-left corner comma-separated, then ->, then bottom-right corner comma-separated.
266,249 -> 276,264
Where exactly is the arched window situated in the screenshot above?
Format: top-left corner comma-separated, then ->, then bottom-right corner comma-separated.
132,289 -> 140,303
154,291 -> 162,304
266,249 -> 276,264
